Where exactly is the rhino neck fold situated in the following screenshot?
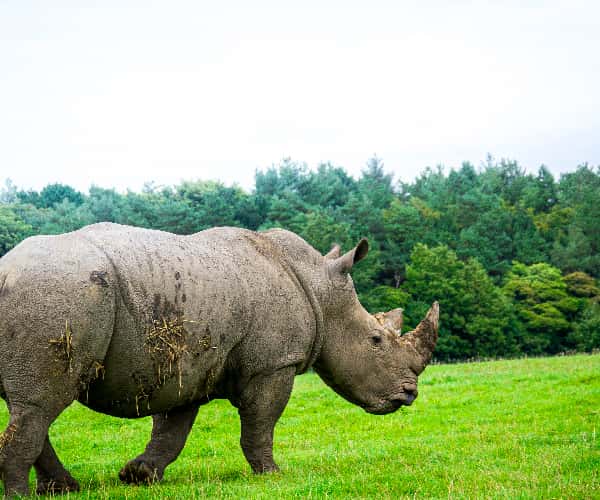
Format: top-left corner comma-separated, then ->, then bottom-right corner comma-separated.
266,248 -> 324,374
300,290 -> 324,374
284,262 -> 325,374
249,230 -> 325,374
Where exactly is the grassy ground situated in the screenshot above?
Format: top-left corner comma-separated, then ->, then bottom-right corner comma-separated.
1,354 -> 599,498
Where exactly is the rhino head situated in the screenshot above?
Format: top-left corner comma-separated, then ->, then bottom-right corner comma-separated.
314,239 -> 439,414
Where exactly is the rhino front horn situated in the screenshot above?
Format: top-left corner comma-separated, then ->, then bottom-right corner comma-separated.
403,302 -> 439,364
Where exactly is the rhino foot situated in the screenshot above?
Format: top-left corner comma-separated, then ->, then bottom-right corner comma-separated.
251,463 -> 280,474
118,459 -> 161,484
36,475 -> 80,495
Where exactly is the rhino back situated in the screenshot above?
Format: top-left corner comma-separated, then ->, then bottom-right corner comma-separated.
75,223 -> 316,417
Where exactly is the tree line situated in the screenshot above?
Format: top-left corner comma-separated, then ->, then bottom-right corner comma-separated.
1,157 -> 599,361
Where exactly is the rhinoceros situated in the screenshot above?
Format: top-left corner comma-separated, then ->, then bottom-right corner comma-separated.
0,223 -> 438,496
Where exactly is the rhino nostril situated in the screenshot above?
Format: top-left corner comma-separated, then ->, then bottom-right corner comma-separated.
401,388 -> 418,405
403,384 -> 418,396
390,389 -> 418,407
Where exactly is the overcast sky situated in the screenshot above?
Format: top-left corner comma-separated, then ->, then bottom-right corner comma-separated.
1,1 -> 599,193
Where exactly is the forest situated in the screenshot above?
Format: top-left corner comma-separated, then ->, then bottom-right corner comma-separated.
1,157 -> 599,361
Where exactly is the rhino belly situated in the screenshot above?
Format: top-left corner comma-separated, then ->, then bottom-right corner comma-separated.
80,298 -> 225,418
81,359 -> 216,418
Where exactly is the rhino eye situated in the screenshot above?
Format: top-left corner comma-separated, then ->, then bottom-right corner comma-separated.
370,334 -> 382,346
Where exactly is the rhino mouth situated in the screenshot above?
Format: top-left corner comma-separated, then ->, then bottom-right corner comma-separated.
364,393 -> 416,415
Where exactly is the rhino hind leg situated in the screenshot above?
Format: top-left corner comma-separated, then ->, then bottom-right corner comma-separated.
0,352 -> 86,496
119,404 -> 200,484
237,366 -> 296,474
0,401 -> 70,497
34,435 -> 80,495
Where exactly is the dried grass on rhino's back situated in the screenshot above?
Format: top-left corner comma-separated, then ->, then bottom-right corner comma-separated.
0,423 -> 17,452
145,317 -> 191,390
48,320 -> 74,372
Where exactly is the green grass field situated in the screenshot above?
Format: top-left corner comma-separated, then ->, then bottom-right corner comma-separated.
1,354 -> 599,498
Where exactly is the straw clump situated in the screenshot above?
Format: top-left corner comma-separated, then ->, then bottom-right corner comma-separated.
145,316 -> 190,394
48,320 -> 74,372
0,423 -> 17,452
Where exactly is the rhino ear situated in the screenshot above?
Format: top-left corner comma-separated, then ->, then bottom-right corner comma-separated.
331,238 -> 369,274
324,244 -> 341,260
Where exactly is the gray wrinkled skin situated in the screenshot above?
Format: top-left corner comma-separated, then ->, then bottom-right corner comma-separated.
0,223 -> 438,496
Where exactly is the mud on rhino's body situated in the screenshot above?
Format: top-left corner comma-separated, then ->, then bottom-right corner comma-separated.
0,223 -> 438,496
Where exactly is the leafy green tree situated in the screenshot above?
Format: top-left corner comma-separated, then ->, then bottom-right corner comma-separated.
564,272 -> 600,298
0,179 -> 18,204
0,206 -> 33,256
522,165 -> 557,213
177,180 -> 246,231
568,301 -> 600,351
294,209 -> 352,255
481,158 -> 531,207
153,195 -> 199,234
357,156 -> 394,210
381,198 -> 438,287
18,183 -> 84,208
402,244 -> 518,360
15,189 -> 42,207
359,285 -> 410,315
86,186 -> 125,223
119,188 -> 170,230
255,159 -> 308,198
551,225 -> 597,276
456,205 -> 513,278
234,193 -> 268,230
510,206 -> 548,264
300,163 -> 356,208
557,164 -> 600,207
260,191 -> 309,233
551,165 -> 600,277
293,209 -> 380,293
503,262 -> 579,354
399,165 -> 446,206
38,199 -> 95,235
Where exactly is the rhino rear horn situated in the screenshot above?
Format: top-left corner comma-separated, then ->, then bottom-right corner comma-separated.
375,308 -> 404,333
403,302 -> 439,364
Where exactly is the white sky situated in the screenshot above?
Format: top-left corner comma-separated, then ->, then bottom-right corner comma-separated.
1,1 -> 599,193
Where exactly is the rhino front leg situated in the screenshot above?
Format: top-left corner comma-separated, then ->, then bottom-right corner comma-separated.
34,435 -> 80,495
119,404 -> 199,484
237,367 -> 295,474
